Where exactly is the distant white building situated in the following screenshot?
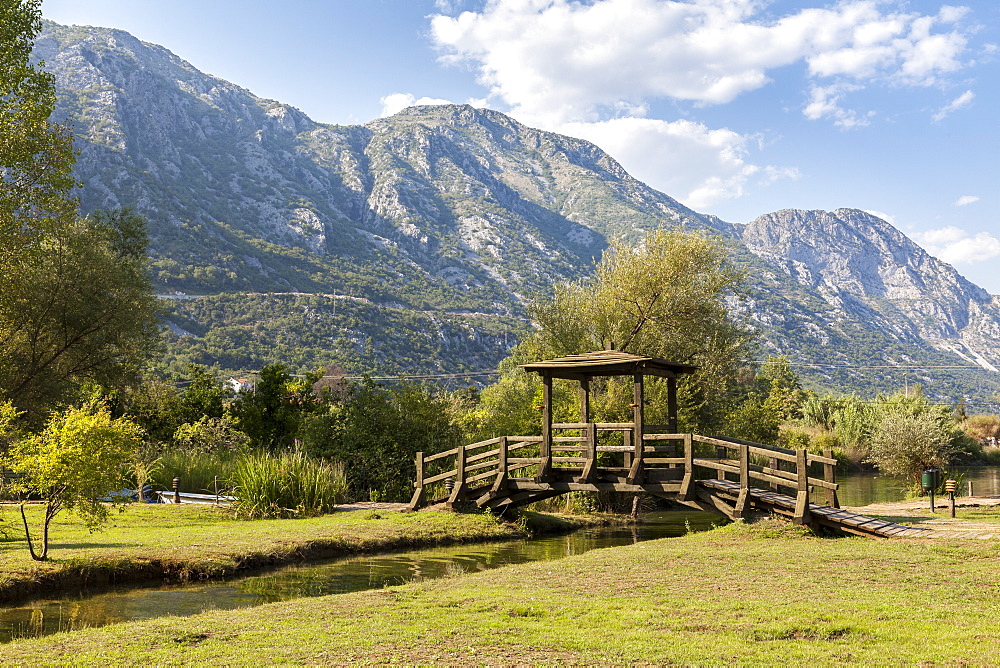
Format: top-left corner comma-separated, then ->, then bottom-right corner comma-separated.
228,377 -> 252,394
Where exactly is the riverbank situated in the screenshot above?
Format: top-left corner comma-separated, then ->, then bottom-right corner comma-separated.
3,518 -> 1000,664
0,503 -> 614,605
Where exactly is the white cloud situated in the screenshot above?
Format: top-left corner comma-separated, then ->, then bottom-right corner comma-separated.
933,90 -> 975,121
430,0 -> 973,124
914,227 -> 1000,265
954,195 -> 980,207
558,117 -> 766,209
803,83 -> 873,129
427,0 -> 973,205
864,210 -> 898,226
379,93 -> 455,118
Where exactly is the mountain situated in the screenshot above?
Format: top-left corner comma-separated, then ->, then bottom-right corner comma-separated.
34,21 -> 1000,404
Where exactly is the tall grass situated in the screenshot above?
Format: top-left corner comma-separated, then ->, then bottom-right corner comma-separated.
229,450 -> 349,519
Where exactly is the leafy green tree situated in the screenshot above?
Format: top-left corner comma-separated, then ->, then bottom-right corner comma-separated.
300,380 -> 464,501
472,229 -> 756,437
0,0 -> 77,265
173,415 -> 250,453
5,400 -> 143,560
867,412 -> 956,485
232,364 -> 322,449
0,205 -> 160,422
0,1 -> 158,422
178,364 -> 226,422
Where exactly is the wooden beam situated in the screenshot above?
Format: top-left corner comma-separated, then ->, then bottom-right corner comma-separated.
406,451 -> 425,512
793,448 -> 810,525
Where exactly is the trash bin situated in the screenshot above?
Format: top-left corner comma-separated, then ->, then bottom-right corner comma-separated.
921,469 -> 940,492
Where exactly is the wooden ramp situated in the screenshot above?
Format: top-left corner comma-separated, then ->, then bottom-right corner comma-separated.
408,430 -> 928,539
696,479 -> 931,538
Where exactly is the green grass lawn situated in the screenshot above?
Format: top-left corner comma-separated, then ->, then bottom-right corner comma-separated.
2,518 -> 1000,665
0,503 -> 585,603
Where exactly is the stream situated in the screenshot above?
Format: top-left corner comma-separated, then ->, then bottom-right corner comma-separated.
8,465 -> 1000,643
0,509 -> 722,643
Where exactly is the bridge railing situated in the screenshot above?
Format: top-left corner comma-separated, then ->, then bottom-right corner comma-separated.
407,429 -> 838,521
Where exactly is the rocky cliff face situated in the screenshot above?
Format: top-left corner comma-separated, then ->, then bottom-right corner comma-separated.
34,22 -> 1000,399
741,209 -> 1000,373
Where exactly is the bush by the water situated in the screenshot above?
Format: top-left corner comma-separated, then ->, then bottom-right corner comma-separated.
229,450 -> 348,519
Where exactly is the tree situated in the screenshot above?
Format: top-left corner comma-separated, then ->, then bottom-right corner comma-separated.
867,412 -> 955,485
5,400 -> 143,561
0,0 -> 77,265
232,364 -> 323,449
300,380 -> 464,501
472,228 -> 756,436
0,209 -> 160,420
0,3 -> 159,421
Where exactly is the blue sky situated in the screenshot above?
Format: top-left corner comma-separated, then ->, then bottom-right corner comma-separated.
43,0 -> 1000,293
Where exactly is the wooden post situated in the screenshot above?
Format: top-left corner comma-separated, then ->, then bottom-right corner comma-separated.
623,430 -> 632,469
490,437 -> 509,493
538,375 -> 553,480
579,379 -> 595,481
447,446 -> 467,509
716,446 -> 727,481
581,422 -> 597,481
627,373 -> 644,483
667,376 -> 678,433
823,448 -> 839,509
406,451 -> 425,512
733,442 -> 749,519
793,448 -> 810,525
768,457 -> 779,492
679,433 -> 695,501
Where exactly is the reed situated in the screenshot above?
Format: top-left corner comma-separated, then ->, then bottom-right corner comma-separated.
230,450 -> 349,519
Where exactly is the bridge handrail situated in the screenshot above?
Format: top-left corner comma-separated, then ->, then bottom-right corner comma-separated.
408,431 -> 839,517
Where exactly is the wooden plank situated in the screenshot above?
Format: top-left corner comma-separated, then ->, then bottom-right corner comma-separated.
466,447 -> 501,464
464,458 -> 500,474
734,442 -> 750,519
446,446 -> 467,509
642,434 -> 686,441
643,457 -> 686,465
823,447 -> 839,509
463,436 -> 503,451
423,447 -> 460,464
793,448 -> 810,525
490,437 -> 508,494
423,468 -> 460,485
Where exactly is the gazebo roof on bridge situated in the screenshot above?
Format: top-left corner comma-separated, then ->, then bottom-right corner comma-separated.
519,350 -> 698,381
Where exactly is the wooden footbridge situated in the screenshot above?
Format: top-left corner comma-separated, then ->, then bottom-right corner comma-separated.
407,351 -> 922,539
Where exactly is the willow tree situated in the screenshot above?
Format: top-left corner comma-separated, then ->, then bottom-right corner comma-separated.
470,228 -> 757,437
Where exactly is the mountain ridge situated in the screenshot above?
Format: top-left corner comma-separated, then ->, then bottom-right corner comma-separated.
34,21 -> 1000,404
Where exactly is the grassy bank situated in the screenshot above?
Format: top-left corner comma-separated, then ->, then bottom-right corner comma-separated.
0,504 -> 603,604
2,519 -> 1000,664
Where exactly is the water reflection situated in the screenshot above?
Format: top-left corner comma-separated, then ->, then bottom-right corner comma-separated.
0,510 -> 720,643
836,465 -> 1000,506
